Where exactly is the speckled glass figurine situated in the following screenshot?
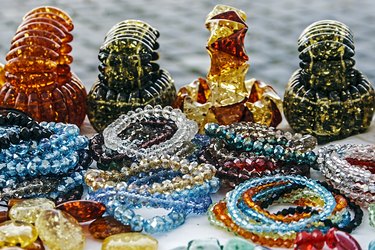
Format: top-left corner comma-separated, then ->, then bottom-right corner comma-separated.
87,20 -> 176,132
0,6 -> 87,126
284,20 -> 375,142
174,5 -> 282,132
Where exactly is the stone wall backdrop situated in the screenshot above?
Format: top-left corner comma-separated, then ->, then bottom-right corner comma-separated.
0,0 -> 374,94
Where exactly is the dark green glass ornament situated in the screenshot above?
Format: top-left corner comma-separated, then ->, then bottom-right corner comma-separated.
87,20 -> 176,132
284,20 -> 374,143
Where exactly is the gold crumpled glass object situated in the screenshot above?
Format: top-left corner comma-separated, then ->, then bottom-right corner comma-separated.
284,20 -> 375,143
35,209 -> 85,250
174,5 -> 282,132
0,6 -> 87,126
0,220 -> 38,248
87,20 -> 176,132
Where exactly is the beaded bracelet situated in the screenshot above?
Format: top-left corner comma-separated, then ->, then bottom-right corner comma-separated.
89,187 -> 187,233
201,138 -> 311,186
205,122 -> 318,165
87,182 -> 215,233
0,149 -> 91,203
226,176 -> 335,233
0,122 -> 88,180
245,180 -> 359,232
103,105 -> 198,159
317,144 -> 375,207
222,121 -> 317,151
208,175 -> 359,248
0,108 -> 53,149
0,110 -> 91,203
85,155 -> 217,191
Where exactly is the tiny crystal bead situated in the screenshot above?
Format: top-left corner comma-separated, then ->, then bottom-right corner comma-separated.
101,232 -> 158,250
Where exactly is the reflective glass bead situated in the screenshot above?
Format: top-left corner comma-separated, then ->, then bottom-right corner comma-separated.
101,232 -> 158,250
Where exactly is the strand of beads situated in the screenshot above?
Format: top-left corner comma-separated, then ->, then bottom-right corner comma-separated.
103,105 -> 197,158
208,175 -> 361,248
85,155 -> 220,233
205,122 -> 317,164
202,122 -> 317,187
0,110 -> 91,203
317,144 -> 375,207
90,105 -> 198,170
0,108 -> 52,149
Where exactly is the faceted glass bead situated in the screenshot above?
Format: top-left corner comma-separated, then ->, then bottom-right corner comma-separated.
89,216 -> 132,239
0,220 -> 38,248
223,238 -> 255,250
0,211 -> 8,224
187,239 -> 221,250
102,232 -> 158,250
56,200 -> 105,223
369,203 -> 375,228
35,209 -> 85,250
369,240 -> 375,250
8,198 -> 55,224
325,228 -> 361,250
174,5 -> 282,132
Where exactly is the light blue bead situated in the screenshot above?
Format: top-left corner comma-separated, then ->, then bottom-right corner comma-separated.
131,214 -> 143,231
369,240 -> 375,250
188,239 -> 221,250
224,238 -> 255,250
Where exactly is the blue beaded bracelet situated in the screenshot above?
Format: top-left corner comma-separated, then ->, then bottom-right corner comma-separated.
226,175 -> 336,233
0,122 -> 88,180
87,187 -> 191,233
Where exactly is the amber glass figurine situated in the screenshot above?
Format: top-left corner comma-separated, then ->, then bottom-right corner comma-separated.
0,63 -> 4,88
284,20 -> 374,142
87,20 -> 176,132
0,6 -> 87,126
174,5 -> 282,132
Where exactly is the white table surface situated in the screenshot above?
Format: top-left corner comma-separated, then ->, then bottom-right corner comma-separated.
1,119 -> 374,250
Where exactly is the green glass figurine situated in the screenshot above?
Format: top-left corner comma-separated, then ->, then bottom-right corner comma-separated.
284,20 -> 374,143
87,20 -> 176,132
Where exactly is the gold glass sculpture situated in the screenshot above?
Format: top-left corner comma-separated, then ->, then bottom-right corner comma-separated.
174,5 -> 282,132
284,20 -> 375,142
